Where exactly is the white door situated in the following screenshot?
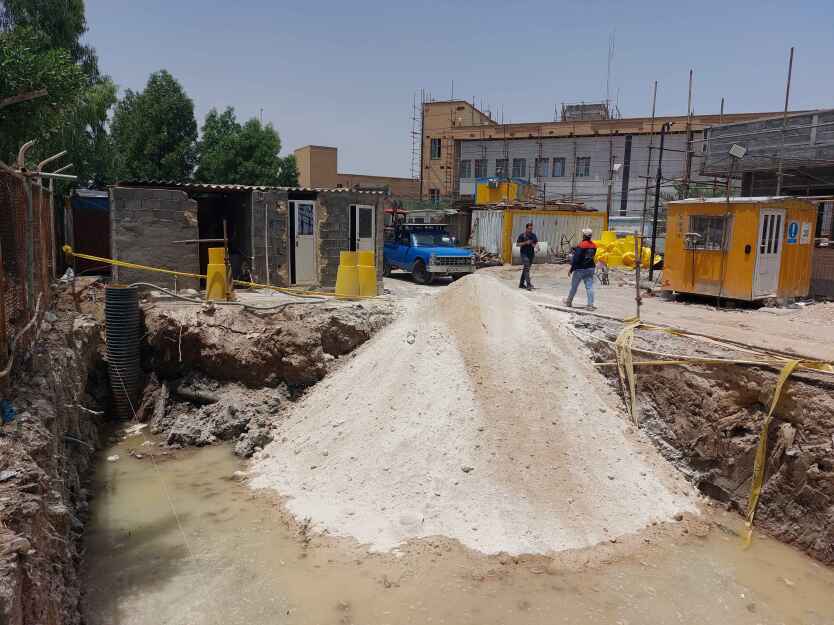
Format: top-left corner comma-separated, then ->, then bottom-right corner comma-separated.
353,205 -> 375,251
292,201 -> 317,285
752,208 -> 785,298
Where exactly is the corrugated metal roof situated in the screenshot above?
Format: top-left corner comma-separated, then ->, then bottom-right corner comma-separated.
114,179 -> 384,195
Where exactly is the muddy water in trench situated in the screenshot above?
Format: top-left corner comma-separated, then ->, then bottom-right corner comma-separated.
83,439 -> 834,625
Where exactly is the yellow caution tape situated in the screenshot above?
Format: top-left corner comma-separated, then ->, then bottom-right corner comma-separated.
744,359 -> 800,547
62,246 -> 376,300
614,319 -> 640,425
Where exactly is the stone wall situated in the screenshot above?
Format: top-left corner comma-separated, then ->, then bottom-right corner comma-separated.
110,188 -> 200,289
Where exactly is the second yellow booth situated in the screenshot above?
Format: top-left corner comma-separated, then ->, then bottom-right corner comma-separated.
662,197 -> 817,301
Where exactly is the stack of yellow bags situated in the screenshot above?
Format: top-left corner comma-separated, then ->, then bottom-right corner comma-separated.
592,231 -> 661,269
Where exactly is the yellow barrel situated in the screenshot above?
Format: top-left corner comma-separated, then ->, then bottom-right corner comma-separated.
206,247 -> 228,301
357,250 -> 377,297
335,251 -> 359,298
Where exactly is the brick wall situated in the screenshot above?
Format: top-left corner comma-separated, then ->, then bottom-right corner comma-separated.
110,187 -> 200,289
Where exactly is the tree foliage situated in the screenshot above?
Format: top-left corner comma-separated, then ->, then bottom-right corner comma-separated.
0,26 -> 86,164
195,107 -> 297,186
111,70 -> 197,181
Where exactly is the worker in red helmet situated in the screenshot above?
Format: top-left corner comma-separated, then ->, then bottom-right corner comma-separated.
565,228 -> 597,310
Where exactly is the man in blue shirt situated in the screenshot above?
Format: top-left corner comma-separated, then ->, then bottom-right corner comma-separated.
517,222 -> 538,290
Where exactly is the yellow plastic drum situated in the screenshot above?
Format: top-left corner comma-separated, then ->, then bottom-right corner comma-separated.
357,251 -> 377,297
335,251 -> 359,298
206,247 -> 228,301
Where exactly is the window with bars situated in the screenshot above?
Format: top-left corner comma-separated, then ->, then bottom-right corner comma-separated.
495,158 -> 508,177
459,160 -> 472,178
512,158 -> 527,178
534,158 -> 549,178
429,188 -> 440,204
552,157 -> 566,177
474,159 -> 488,178
685,215 -> 730,250
575,156 -> 591,177
430,138 -> 441,160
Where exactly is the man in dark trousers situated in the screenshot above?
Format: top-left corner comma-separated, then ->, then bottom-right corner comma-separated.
565,228 -> 598,309
517,222 -> 538,290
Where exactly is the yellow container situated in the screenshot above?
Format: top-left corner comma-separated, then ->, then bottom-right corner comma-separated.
335,251 -> 359,298
357,251 -> 377,297
206,247 -> 228,301
601,230 -> 617,244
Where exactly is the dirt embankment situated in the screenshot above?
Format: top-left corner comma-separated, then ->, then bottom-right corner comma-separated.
139,300 -> 395,455
572,316 -> 834,564
0,299 -> 106,625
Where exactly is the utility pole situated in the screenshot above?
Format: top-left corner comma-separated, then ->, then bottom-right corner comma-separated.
641,81 -> 658,237
682,69 -> 693,199
776,46 -> 795,196
648,123 -> 669,282
605,134 -> 615,216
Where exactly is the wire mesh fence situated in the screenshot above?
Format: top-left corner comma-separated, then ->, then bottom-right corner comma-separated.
0,170 -> 54,373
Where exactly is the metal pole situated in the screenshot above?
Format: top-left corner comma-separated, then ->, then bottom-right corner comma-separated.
641,81 -> 658,237
775,46 -> 795,196
606,135 -> 614,216
648,123 -> 668,282
634,230 -> 642,320
682,69 -> 693,199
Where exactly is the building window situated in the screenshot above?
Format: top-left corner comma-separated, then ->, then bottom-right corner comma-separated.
495,158 -> 508,178
685,215 -> 730,250
534,158 -> 549,178
430,138 -> 441,160
552,157 -> 566,177
512,158 -> 527,178
575,156 -> 591,178
474,158 -> 488,178
459,160 -> 472,178
429,188 -> 440,205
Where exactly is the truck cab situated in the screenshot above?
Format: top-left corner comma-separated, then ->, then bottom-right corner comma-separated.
383,224 -> 475,284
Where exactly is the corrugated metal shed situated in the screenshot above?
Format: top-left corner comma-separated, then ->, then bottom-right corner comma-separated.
115,179 -> 384,194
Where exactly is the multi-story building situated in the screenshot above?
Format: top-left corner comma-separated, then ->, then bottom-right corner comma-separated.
295,145 -> 419,198
420,100 -> 786,231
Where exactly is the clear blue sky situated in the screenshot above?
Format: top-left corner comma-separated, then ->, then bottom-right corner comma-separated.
84,0 -> 833,178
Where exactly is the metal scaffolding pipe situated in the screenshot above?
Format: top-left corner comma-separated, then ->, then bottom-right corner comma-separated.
16,140 -> 35,169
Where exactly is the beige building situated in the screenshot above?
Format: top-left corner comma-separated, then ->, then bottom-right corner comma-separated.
295,145 -> 419,198
419,99 -> 788,224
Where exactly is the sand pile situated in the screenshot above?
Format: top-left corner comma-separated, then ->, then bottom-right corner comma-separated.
250,274 -> 696,554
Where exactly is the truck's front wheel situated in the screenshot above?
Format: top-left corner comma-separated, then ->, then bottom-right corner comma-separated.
412,260 -> 434,285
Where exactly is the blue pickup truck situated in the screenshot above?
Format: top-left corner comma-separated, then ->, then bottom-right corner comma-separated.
383,225 -> 475,284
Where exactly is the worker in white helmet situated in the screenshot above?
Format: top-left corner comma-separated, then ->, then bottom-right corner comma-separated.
565,228 -> 598,310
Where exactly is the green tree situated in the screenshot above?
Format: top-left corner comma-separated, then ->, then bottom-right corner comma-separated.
195,106 -> 298,186
0,0 -> 116,184
278,154 -> 299,187
0,26 -> 86,165
111,70 -> 197,181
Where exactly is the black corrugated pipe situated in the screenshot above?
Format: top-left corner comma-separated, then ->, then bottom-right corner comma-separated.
105,286 -> 141,420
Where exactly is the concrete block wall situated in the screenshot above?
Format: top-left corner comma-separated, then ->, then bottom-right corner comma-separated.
251,190 -> 289,286
110,187 -> 200,289
317,192 -> 384,292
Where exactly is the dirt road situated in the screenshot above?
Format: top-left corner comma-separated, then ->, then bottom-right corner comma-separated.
252,273 -> 696,554
488,264 -> 834,361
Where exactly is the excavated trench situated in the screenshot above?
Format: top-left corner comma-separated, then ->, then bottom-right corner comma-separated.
570,314 -> 834,565
2,279 -> 834,625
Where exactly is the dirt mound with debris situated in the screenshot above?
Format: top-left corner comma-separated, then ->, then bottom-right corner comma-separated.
251,274 -> 696,555
143,301 -> 394,390
571,316 -> 834,564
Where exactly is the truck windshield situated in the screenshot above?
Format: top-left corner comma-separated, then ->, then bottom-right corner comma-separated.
412,232 -> 454,246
